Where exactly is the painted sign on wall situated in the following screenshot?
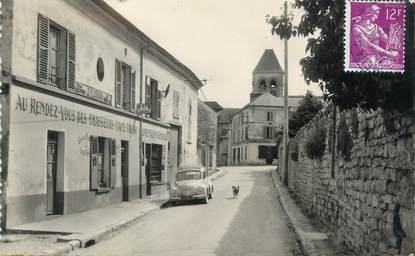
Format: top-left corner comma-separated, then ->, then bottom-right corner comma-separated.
14,94 -> 137,134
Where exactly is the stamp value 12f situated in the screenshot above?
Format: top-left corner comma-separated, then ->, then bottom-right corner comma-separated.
344,0 -> 406,73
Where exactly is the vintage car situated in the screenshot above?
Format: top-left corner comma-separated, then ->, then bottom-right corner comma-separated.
169,166 -> 214,204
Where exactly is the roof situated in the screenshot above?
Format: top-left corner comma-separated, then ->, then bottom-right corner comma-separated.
90,0 -> 204,90
232,92 -> 303,117
204,101 -> 224,112
218,108 -> 240,123
253,49 -> 283,74
250,92 -> 301,107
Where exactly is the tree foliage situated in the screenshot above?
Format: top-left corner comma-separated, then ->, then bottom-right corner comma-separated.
267,1 -> 414,111
289,91 -> 323,137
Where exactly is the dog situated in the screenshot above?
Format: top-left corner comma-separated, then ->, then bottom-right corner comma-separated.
232,185 -> 240,198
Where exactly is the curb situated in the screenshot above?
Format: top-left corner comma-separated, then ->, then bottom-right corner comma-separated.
269,169 -> 320,256
42,202 -> 165,256
209,169 -> 225,181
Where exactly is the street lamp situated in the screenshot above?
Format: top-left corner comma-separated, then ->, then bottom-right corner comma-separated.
136,103 -> 151,199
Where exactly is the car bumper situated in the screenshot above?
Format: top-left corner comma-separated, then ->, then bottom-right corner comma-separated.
169,193 -> 205,201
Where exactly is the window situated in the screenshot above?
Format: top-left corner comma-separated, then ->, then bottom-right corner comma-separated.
173,91 -> 180,119
90,137 -> 116,190
37,14 -> 76,90
245,146 -> 248,160
115,60 -> 135,112
187,100 -> 192,141
145,76 -> 162,119
245,127 -> 249,140
264,126 -> 274,139
267,112 -> 274,121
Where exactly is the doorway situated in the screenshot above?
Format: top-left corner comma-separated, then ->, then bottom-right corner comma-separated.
46,131 -> 58,214
121,140 -> 129,201
145,144 -> 152,195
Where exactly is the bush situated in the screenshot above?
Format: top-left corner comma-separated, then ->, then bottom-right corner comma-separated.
305,124 -> 326,161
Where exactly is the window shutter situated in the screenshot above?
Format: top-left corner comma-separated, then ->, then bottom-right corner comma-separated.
130,70 -> 136,112
66,31 -> 76,91
145,76 -> 151,108
115,60 -> 121,107
122,66 -> 131,110
37,15 -> 49,84
157,90 -> 161,119
263,126 -> 267,139
90,136 -> 99,190
110,139 -> 117,188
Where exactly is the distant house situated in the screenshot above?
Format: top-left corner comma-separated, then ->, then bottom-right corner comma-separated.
228,49 -> 302,165
197,100 -> 218,171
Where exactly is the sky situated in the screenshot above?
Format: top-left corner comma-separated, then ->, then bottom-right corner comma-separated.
104,0 -> 322,108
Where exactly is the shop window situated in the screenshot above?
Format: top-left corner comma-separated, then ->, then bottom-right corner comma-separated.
145,76 -> 162,120
115,60 -> 135,112
90,136 -> 116,191
37,14 -> 76,90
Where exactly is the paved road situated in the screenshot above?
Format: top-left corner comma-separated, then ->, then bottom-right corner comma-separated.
69,166 -> 300,256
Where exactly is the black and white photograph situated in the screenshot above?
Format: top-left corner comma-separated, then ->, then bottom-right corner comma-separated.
0,0 -> 414,255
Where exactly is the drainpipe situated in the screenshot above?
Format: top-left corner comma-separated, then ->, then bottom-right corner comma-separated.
138,45 -> 151,199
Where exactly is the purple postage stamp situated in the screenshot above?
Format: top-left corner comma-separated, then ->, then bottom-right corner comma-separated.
344,0 -> 406,73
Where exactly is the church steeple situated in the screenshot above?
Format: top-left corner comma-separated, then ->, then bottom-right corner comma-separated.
250,49 -> 284,101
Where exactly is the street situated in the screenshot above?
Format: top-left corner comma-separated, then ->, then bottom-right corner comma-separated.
69,166 -> 300,256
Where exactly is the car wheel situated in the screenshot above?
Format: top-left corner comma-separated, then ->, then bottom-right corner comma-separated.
203,192 -> 209,204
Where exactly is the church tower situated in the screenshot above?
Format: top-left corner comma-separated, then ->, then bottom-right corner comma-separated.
250,49 -> 284,101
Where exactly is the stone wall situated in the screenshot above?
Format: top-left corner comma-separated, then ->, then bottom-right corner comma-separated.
286,106 -> 415,256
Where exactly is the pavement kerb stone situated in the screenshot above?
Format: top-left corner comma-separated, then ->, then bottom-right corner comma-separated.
269,169 -> 321,256
40,170 -> 226,256
48,201 -> 166,256
209,169 -> 225,181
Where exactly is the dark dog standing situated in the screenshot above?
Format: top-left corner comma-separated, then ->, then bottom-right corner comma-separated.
232,185 -> 240,198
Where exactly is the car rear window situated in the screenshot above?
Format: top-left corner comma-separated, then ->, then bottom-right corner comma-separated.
176,170 -> 201,181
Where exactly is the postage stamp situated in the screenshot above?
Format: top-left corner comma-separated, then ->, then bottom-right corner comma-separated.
344,0 -> 406,73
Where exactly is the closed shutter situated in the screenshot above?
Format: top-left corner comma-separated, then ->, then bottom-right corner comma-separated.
110,139 -> 117,188
157,90 -> 161,119
130,70 -> 136,112
90,136 -> 99,190
115,60 -> 121,107
145,76 -> 151,108
66,31 -> 76,91
150,79 -> 158,119
122,65 -> 131,110
38,15 -> 49,84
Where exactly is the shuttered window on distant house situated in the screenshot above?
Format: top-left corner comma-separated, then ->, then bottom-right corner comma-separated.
37,14 -> 75,90
173,91 -> 180,119
187,100 -> 192,142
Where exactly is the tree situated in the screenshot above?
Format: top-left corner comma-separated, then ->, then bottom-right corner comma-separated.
289,91 -> 323,138
266,1 -> 414,111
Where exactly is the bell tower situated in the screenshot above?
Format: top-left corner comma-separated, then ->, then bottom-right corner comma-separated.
250,49 -> 284,101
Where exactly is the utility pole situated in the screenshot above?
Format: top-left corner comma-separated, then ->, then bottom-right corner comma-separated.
282,1 -> 289,186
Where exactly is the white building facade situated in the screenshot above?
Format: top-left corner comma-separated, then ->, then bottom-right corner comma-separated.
0,0 -> 201,229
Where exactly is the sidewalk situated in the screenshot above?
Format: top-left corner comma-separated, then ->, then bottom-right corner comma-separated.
0,168 -> 225,256
269,169 -> 356,256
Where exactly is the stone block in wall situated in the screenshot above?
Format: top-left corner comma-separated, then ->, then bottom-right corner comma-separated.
400,207 -> 415,255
